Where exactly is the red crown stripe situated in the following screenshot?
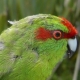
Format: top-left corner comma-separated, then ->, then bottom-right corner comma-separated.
61,17 -> 78,38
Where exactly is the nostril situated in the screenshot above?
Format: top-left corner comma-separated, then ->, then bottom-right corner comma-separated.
71,36 -> 75,39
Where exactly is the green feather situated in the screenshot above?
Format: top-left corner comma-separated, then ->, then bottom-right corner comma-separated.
0,14 -> 68,80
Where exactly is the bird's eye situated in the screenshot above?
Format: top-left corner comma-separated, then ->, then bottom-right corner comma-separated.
52,30 -> 62,40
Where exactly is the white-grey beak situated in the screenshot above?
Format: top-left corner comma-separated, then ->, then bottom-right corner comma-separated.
67,37 -> 78,58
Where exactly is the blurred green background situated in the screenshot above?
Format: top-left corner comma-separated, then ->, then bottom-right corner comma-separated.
0,0 -> 80,80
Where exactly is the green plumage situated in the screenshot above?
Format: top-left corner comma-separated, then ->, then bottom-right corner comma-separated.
0,14 -> 68,80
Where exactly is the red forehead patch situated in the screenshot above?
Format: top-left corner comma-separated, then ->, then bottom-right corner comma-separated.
61,17 -> 78,38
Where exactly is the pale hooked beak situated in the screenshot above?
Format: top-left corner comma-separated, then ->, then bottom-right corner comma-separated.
67,37 -> 78,58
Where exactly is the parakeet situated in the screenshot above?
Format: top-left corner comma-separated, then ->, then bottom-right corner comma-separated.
0,14 -> 78,80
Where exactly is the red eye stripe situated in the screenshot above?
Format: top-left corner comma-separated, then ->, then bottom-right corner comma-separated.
35,26 -> 77,41
35,27 -> 64,40
35,27 -> 52,40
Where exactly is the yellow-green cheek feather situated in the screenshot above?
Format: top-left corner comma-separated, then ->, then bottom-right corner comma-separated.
24,39 -> 68,80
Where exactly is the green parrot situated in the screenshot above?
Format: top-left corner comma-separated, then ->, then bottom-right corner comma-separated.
0,14 -> 78,80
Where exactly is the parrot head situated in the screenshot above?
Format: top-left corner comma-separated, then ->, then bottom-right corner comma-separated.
31,14 -> 78,59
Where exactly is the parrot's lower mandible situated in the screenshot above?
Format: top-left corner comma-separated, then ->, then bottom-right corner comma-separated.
0,14 -> 78,80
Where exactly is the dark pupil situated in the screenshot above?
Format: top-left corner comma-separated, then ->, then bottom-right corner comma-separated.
55,32 -> 60,37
